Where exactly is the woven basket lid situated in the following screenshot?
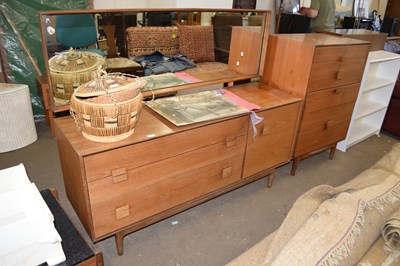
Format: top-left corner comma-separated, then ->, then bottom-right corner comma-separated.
49,48 -> 105,74
73,67 -> 147,97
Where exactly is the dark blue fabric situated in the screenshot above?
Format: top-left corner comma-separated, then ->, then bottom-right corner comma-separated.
135,51 -> 196,76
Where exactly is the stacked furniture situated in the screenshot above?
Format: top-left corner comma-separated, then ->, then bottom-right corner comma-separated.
262,34 -> 370,175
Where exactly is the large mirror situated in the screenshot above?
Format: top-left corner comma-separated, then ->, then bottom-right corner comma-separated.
38,8 -> 270,112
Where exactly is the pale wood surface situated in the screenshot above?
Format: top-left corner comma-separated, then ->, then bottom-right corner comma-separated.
261,33 -> 370,174
54,83 -> 301,248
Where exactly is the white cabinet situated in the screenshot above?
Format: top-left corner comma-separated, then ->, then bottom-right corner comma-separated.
337,50 -> 400,152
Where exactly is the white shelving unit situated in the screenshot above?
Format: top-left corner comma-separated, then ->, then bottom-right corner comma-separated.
337,50 -> 400,152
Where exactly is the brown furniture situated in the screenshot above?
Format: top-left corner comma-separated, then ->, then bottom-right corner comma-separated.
54,84 -> 301,255
317,29 -> 387,51
261,34 -> 370,175
385,0 -> 400,37
382,72 -> 400,137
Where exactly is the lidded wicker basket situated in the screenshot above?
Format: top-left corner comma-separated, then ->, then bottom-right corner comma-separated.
70,67 -> 146,143
49,48 -> 105,104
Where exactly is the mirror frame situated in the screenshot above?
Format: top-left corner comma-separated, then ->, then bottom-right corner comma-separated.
38,8 -> 271,112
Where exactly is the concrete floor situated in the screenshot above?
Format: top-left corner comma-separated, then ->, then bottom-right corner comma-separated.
1,120 -> 399,266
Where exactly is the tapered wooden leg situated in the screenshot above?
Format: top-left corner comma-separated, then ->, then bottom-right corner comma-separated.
267,171 -> 275,188
291,157 -> 300,176
329,145 -> 336,160
115,232 -> 125,256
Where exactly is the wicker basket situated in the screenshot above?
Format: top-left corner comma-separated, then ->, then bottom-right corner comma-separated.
70,69 -> 146,143
49,49 -> 105,104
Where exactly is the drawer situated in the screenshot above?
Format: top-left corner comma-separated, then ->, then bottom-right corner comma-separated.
300,102 -> 355,133
84,116 -> 248,182
243,102 -> 300,177
295,118 -> 351,157
88,150 -> 244,238
308,57 -> 366,91
304,84 -> 359,113
312,45 -> 369,63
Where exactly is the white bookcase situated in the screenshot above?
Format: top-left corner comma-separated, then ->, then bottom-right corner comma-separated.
337,50 -> 400,152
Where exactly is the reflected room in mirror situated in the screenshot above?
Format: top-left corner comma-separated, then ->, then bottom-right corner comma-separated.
39,8 -> 269,110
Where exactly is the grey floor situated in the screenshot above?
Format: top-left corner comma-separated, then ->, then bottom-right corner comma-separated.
1,120 -> 399,266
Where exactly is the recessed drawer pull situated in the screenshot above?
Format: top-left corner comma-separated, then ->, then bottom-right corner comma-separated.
112,167 -> 128,183
325,120 -> 334,129
336,70 -> 344,80
338,56 -> 348,62
225,136 -> 236,148
221,167 -> 233,179
115,205 -> 130,220
262,124 -> 271,136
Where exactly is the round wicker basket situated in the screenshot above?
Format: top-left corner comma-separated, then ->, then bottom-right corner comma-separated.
49,49 -> 105,104
70,69 -> 146,143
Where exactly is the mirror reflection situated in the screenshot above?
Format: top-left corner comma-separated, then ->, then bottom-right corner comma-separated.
40,10 -> 267,107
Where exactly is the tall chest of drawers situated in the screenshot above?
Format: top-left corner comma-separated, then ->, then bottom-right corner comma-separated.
261,34 -> 370,175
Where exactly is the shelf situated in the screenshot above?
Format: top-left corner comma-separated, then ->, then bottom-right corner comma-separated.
368,50 -> 400,63
355,101 -> 386,120
348,122 -> 380,147
363,76 -> 395,93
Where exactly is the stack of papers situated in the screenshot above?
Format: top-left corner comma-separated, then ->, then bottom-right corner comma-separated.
0,164 -> 65,266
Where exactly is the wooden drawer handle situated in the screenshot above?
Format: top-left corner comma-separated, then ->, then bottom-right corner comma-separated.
336,70 -> 344,80
115,205 -> 130,220
262,124 -> 271,136
325,120 -> 334,129
337,56 -> 348,62
221,167 -> 233,179
225,136 -> 236,148
112,167 -> 128,184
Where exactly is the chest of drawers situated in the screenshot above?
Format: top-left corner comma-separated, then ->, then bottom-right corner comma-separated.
55,84 -> 300,255
261,34 -> 370,175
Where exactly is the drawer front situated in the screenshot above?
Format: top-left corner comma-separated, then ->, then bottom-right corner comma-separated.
88,136 -> 246,237
84,116 -> 248,182
295,118 -> 351,157
304,84 -> 359,113
312,45 -> 369,63
308,58 -> 365,91
308,45 -> 368,92
243,102 -> 300,177
300,102 -> 355,133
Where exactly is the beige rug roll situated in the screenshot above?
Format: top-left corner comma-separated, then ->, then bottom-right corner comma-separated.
382,209 -> 400,250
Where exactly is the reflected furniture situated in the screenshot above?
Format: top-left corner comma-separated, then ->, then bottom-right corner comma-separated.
262,34 -> 370,175
38,9 -> 269,134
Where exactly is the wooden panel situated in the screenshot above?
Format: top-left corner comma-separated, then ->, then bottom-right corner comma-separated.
308,58 -> 366,91
89,153 -> 244,237
295,118 -> 351,156
228,26 -> 262,75
304,84 -> 359,113
312,45 -> 369,63
300,102 -> 356,133
84,116 -> 248,182
260,34 -> 314,98
55,124 -> 95,239
243,102 -> 300,177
